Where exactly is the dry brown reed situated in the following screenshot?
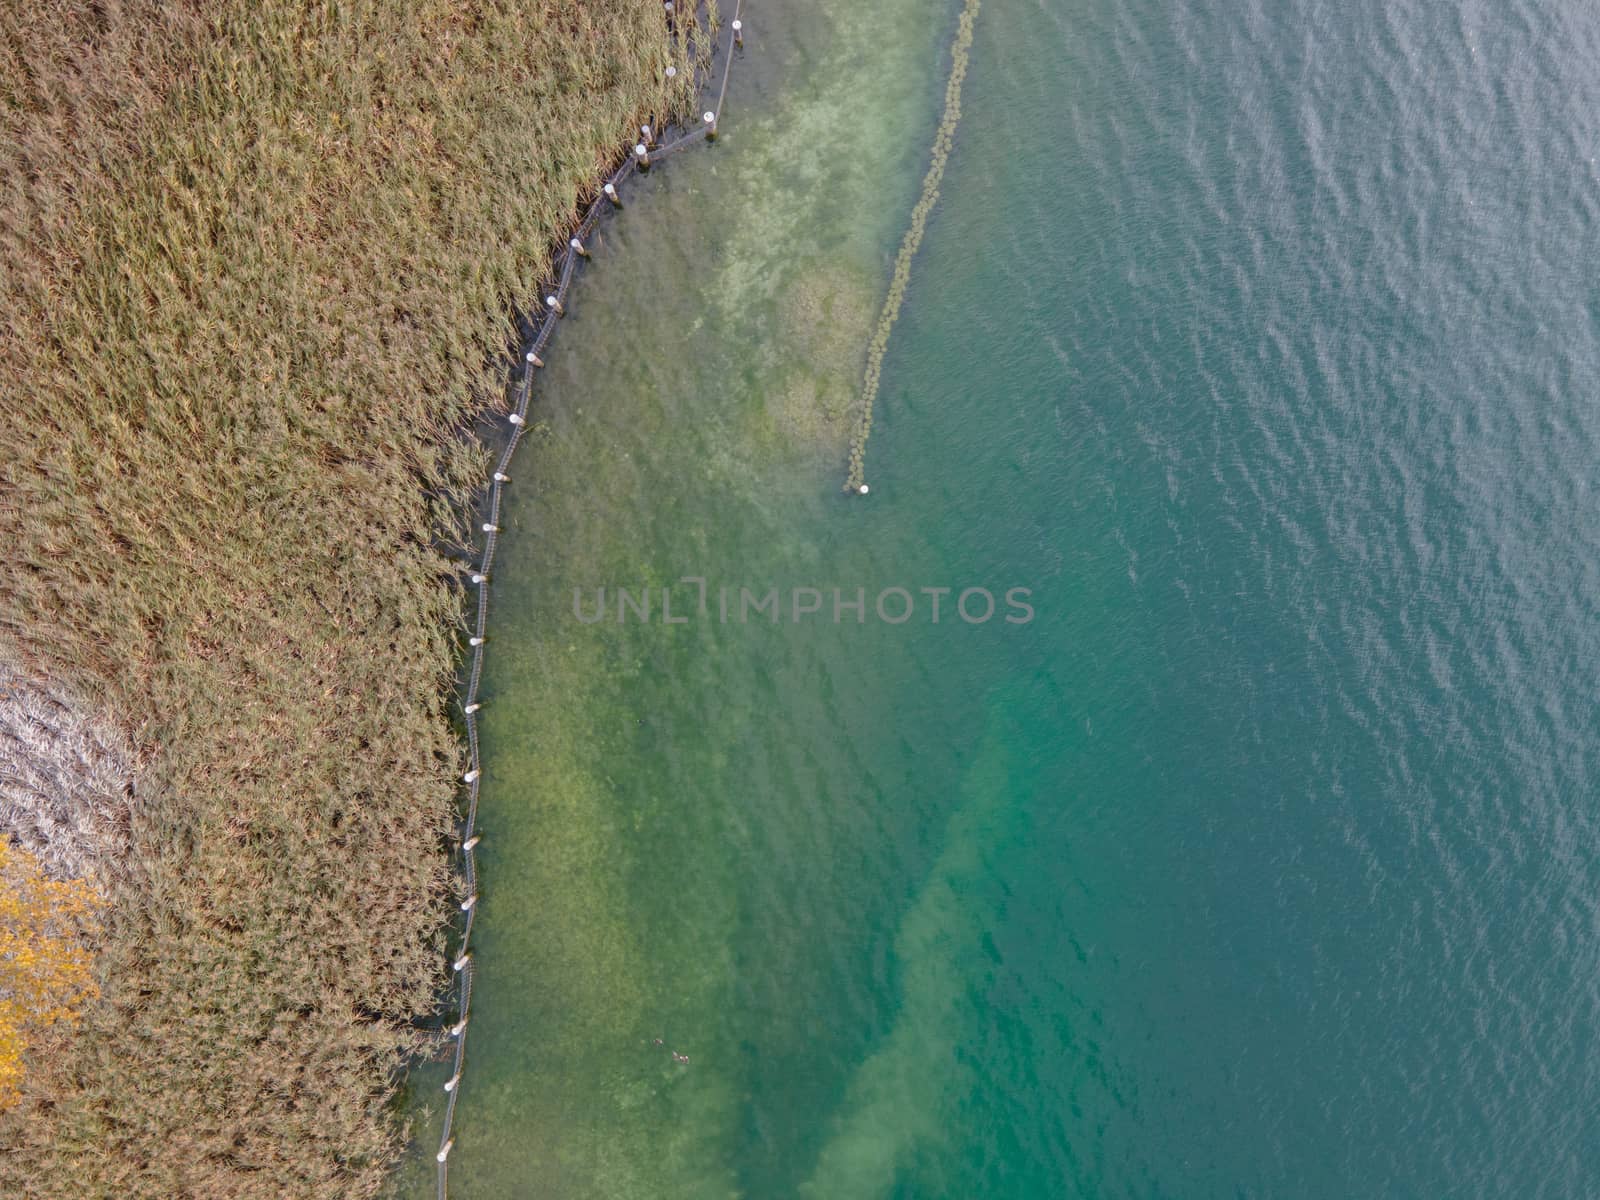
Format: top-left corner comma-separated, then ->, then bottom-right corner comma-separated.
0,1 -> 703,1194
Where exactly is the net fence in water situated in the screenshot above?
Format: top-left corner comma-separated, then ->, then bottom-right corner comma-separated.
434,4 -> 743,1196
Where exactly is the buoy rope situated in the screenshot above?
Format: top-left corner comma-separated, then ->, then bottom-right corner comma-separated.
844,0 -> 981,495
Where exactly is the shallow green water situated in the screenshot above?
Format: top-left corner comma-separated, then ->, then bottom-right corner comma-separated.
401,0 -> 1600,1194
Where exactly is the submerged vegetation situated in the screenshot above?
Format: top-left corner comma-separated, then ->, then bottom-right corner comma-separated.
0,0 -> 702,1193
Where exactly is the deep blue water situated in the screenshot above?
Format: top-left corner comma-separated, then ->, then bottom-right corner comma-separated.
877,0 -> 1600,1191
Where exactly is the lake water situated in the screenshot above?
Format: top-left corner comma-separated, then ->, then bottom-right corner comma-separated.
399,0 -> 1600,1194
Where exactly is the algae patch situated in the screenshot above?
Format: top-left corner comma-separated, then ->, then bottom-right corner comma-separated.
752,262 -> 879,453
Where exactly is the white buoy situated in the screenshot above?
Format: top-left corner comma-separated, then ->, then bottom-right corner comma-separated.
469,636 -> 485,647
508,413 -> 524,426
604,181 -> 621,207
524,350 -> 542,366
493,471 -> 509,483
570,236 -> 589,258
470,573 -> 486,585
733,18 -> 743,46
461,893 -> 478,912
462,768 -> 479,783
437,1139 -> 454,1163
463,834 -> 481,851
450,1018 -> 468,1037
859,484 -> 870,495
464,702 -> 481,715
443,1074 -> 460,1093
666,65 -> 678,80
545,294 -> 564,315
453,953 -> 471,973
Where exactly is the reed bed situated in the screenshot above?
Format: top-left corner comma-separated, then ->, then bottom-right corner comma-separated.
0,1 -> 702,1194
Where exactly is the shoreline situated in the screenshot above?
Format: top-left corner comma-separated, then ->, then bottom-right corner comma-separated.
420,8 -> 743,1191
380,0 -> 978,1190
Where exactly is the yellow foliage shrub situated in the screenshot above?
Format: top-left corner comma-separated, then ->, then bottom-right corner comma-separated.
0,841 -> 102,1110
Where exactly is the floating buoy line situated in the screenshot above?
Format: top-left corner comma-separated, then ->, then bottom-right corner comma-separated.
844,0 -> 981,496
433,4 -> 742,1197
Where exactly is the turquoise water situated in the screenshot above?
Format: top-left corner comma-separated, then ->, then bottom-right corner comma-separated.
402,0 -> 1600,1194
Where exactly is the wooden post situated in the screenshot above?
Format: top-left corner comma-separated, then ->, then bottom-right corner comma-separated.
634,142 -> 650,171
704,111 -> 717,141
604,182 -> 621,208
545,294 -> 565,316
733,18 -> 743,46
